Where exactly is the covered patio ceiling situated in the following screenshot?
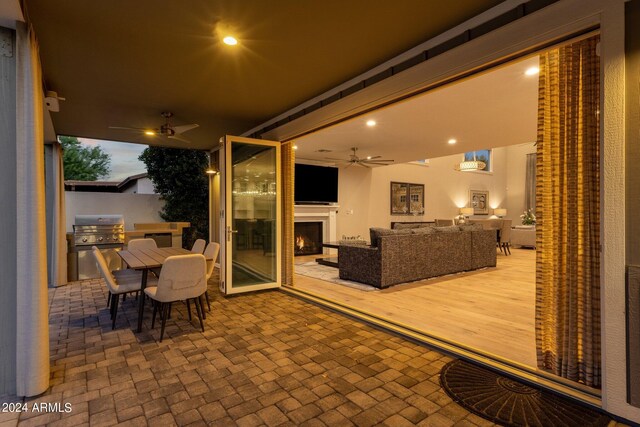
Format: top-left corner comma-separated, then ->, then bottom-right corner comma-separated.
25,0 -> 502,150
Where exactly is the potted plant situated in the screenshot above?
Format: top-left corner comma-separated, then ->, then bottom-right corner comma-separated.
520,209 -> 536,226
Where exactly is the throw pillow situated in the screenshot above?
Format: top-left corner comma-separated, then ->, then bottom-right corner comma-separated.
433,225 -> 461,233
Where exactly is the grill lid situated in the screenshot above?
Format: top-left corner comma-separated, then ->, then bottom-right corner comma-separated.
74,215 -> 124,226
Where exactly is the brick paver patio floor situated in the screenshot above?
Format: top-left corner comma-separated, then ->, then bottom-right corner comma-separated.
4,276 -> 504,426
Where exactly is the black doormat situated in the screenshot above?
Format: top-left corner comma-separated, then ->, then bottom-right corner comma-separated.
440,360 -> 610,427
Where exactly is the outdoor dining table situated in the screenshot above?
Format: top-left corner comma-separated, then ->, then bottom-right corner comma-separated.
118,247 -> 195,333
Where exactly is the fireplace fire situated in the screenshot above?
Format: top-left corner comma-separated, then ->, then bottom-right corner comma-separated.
294,222 -> 323,256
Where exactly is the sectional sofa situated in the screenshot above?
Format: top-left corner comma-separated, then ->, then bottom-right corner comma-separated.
338,224 -> 497,288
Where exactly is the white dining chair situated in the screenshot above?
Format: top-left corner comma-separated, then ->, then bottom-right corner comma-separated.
191,239 -> 206,254
144,254 -> 207,341
127,238 -> 158,250
127,237 -> 162,277
202,242 -> 221,312
93,246 -> 156,329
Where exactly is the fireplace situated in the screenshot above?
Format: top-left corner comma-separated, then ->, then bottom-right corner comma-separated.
294,222 -> 323,256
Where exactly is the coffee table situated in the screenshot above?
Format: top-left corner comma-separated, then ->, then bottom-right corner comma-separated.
315,241 -> 369,268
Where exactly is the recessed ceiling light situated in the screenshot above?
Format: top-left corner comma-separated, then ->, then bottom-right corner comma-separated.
366,156 -> 372,160
223,36 -> 238,46
525,66 -> 539,76
293,145 -> 298,150
448,138 -> 457,145
144,130 -> 155,136
366,120 -> 376,127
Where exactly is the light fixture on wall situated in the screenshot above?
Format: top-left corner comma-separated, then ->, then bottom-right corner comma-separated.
205,153 -> 219,175
455,152 -> 486,172
494,208 -> 507,218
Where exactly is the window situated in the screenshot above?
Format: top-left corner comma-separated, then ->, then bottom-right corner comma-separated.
463,149 -> 492,172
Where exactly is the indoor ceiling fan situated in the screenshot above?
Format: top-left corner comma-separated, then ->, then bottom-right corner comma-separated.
109,111 -> 199,143
325,147 -> 394,168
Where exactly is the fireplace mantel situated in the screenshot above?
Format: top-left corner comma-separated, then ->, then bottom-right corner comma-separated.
294,204 -> 339,250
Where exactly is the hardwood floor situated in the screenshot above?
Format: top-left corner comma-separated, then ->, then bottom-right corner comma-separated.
292,248 -> 536,367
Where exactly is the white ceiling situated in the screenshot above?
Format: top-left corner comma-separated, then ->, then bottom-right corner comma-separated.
293,55 -> 539,165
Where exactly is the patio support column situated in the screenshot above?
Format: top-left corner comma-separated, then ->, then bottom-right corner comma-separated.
0,25 -> 17,395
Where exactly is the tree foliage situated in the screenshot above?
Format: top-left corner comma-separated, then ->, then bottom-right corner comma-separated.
59,136 -> 111,180
139,147 -> 209,248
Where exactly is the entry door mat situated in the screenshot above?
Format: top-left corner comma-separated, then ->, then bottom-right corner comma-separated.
440,360 -> 611,427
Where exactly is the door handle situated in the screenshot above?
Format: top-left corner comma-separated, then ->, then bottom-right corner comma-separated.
226,226 -> 238,242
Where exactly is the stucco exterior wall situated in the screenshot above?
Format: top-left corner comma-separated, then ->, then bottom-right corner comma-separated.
65,192 -> 165,231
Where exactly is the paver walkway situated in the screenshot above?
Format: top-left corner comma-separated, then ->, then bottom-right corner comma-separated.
6,277 -> 499,426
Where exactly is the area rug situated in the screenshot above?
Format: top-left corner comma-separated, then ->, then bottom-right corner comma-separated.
294,262 -> 377,292
440,360 -> 610,427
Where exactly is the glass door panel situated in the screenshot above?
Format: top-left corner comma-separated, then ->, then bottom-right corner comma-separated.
220,135 -> 281,294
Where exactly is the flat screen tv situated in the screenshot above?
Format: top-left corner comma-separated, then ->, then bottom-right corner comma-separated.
295,164 -> 338,204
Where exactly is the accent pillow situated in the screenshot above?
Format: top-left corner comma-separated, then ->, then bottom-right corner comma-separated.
411,227 -> 437,235
433,225 -> 461,233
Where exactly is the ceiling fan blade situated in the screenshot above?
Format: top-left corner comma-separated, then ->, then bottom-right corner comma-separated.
173,123 -> 199,134
365,159 -> 394,163
168,134 -> 191,144
357,163 -> 371,168
108,126 -> 147,132
366,155 -> 382,160
363,162 -> 393,166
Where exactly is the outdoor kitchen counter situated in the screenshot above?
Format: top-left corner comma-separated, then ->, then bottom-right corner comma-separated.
125,222 -> 190,248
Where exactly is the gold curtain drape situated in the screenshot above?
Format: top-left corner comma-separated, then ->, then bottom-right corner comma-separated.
535,36 -> 601,388
281,143 -> 295,286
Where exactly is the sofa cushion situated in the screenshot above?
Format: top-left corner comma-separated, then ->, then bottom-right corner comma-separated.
433,225 -> 461,233
460,223 -> 483,231
369,228 -> 411,247
411,227 -> 437,235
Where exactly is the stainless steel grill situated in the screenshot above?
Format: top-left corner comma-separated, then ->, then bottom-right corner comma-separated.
68,215 -> 125,281
73,215 -> 125,246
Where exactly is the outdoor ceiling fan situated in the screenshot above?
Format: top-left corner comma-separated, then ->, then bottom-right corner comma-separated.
109,111 -> 199,143
325,147 -> 394,168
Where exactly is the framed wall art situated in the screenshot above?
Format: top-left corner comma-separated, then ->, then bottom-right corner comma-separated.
409,184 -> 425,214
391,182 -> 424,215
469,190 -> 489,215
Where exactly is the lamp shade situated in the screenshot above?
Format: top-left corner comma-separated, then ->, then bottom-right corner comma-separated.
494,208 -> 507,217
460,207 -> 474,216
